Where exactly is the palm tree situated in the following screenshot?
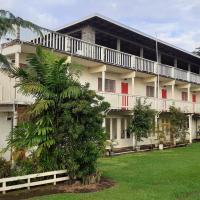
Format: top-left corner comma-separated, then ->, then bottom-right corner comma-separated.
5,47 -> 81,167
0,10 -> 43,67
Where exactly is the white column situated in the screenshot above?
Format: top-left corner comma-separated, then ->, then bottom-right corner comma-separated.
188,63 -> 191,72
102,71 -> 105,92
187,86 -> 190,101
117,118 -> 121,141
174,58 -> 177,67
140,47 -> 144,58
158,53 -> 162,63
117,39 -> 121,51
131,77 -> 135,95
15,53 -> 20,68
171,84 -> 175,99
154,80 -> 157,98
102,118 -> 106,128
124,118 -> 127,139
110,118 -> 113,140
188,115 -> 193,143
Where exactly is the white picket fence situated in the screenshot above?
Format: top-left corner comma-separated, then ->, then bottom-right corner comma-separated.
0,170 -> 69,194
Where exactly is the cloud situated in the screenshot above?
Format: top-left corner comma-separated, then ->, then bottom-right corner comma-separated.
1,0 -> 200,51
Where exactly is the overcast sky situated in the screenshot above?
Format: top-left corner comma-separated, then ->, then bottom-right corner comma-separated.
1,0 -> 200,52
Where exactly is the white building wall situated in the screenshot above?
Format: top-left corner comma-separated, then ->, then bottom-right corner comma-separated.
0,112 -> 12,160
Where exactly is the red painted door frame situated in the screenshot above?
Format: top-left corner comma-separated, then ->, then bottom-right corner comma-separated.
121,82 -> 128,109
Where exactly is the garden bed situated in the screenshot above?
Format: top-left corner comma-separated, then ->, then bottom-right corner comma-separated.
0,177 -> 115,200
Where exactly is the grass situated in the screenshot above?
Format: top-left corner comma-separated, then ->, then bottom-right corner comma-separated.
31,143 -> 200,200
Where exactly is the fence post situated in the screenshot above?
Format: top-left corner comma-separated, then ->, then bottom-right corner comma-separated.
53,174 -> 56,186
27,178 -> 30,190
2,181 -> 6,194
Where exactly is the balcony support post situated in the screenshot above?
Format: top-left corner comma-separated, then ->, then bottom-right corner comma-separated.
188,114 -> 193,143
174,58 -> 177,67
187,86 -> 191,102
117,39 -> 121,51
110,118 -> 113,140
140,47 -> 143,58
172,84 -> 175,99
117,118 -> 121,141
102,70 -> 105,92
131,77 -> 135,95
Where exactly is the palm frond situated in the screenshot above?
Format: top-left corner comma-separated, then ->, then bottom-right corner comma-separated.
0,53 -> 11,68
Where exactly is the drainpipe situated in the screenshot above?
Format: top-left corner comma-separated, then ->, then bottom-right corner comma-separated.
155,33 -> 160,126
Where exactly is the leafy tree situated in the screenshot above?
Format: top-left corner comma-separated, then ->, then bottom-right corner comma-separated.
128,99 -> 156,148
0,10 -> 43,67
4,47 -> 109,183
169,106 -> 188,145
193,47 -> 200,56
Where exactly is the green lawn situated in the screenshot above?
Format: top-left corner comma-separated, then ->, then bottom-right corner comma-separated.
31,143 -> 200,200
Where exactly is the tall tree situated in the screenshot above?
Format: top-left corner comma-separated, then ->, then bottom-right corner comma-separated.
0,10 -> 43,67
5,47 -> 109,183
193,47 -> 200,56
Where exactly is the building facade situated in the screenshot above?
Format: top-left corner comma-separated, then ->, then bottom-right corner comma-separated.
1,14 -> 200,158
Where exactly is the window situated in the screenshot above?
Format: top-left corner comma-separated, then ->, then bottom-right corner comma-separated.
182,92 -> 188,101
98,78 -> 116,93
146,86 -> 154,97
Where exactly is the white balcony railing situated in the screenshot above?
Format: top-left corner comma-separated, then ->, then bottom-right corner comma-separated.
190,72 -> 200,84
159,64 -> 172,77
174,68 -> 188,81
2,28 -> 200,85
135,56 -> 155,73
98,92 -> 200,114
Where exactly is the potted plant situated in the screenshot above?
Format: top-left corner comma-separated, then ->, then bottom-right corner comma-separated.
155,123 -> 167,150
157,130 -> 166,150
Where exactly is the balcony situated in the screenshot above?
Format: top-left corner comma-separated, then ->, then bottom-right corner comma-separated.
2,28 -> 200,84
98,92 -> 200,114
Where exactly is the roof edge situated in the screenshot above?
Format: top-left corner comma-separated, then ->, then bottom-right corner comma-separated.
55,13 -> 200,60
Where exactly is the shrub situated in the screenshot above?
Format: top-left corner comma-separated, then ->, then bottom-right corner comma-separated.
0,157 -> 11,178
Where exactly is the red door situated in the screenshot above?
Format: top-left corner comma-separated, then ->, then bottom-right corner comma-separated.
121,82 -> 128,110
192,94 -> 196,113
162,88 -> 167,111
192,94 -> 196,103
162,88 -> 167,99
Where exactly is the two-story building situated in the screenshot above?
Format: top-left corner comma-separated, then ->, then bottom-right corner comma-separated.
1,14 -> 200,158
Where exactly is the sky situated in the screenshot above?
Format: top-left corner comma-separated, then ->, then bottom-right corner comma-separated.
1,0 -> 200,52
